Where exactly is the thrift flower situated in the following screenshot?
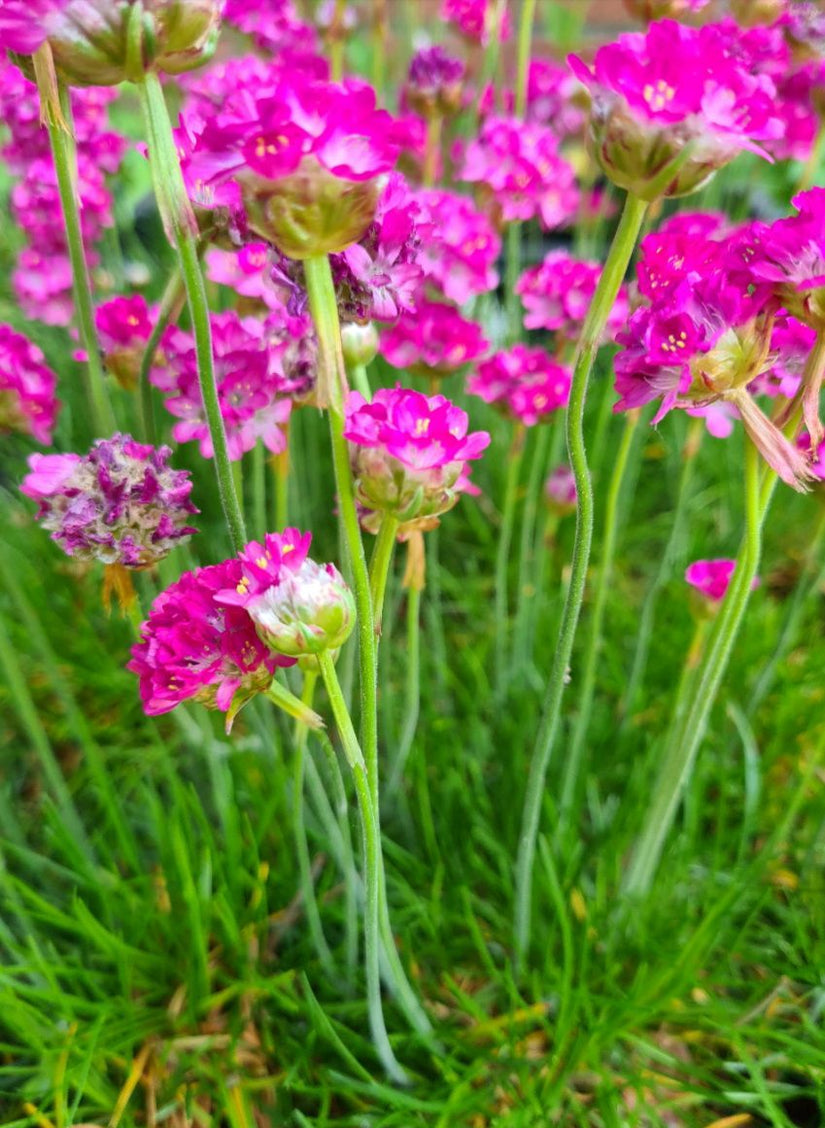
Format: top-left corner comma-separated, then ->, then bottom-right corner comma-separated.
0,325 -> 60,445
402,46 -> 465,119
152,311 -> 293,459
128,558 -> 290,718
685,558 -> 759,603
545,464 -> 577,515
217,529 -> 355,658
380,300 -> 489,377
414,188 -> 501,303
457,116 -> 580,229
93,295 -> 155,389
516,250 -> 629,340
344,386 -> 490,525
569,19 -> 784,199
442,0 -> 511,44
468,346 -> 572,426
21,434 -> 198,567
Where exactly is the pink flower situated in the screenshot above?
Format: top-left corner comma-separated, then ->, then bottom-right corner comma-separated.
21,435 -> 199,567
569,19 -> 784,199
442,0 -> 511,44
545,464 -> 577,514
344,386 -> 490,524
402,46 -> 465,119
222,0 -> 319,56
457,116 -> 580,229
179,70 -> 401,257
468,346 -> 572,426
152,312 -> 293,460
516,250 -> 629,340
414,188 -> 501,303
380,300 -> 489,376
0,0 -> 69,53
217,529 -> 355,657
92,295 -> 155,389
685,558 -> 759,603
128,558 -> 290,718
0,324 -> 59,444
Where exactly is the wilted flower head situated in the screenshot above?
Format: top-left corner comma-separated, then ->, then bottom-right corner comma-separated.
468,346 -> 572,426
128,557 -> 290,718
21,434 -> 199,567
569,19 -> 784,199
403,45 -> 465,119
0,324 -> 59,445
217,529 -> 355,657
516,250 -> 629,340
380,300 -> 489,377
457,115 -> 580,229
344,386 -> 490,525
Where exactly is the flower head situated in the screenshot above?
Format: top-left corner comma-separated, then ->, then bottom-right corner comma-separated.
403,46 -> 465,119
569,19 -> 784,199
442,0 -> 511,44
468,346 -> 572,426
180,71 -> 400,257
545,464 -> 577,514
685,558 -> 759,605
414,188 -> 501,304
344,386 -> 490,525
218,530 -> 355,658
0,324 -> 59,444
21,434 -> 199,567
128,558 -> 289,718
516,250 -> 629,340
457,115 -> 580,229
380,300 -> 489,377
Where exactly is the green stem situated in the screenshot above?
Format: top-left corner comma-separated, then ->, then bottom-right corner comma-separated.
139,265 -> 186,445
47,80 -> 116,438
369,515 -> 399,632
291,670 -> 338,981
620,418 -> 704,728
495,425 -> 527,692
388,586 -> 421,796
318,652 -> 407,1085
350,362 -> 372,399
514,0 -> 537,119
622,440 -> 767,898
513,191 -> 648,968
558,410 -> 641,829
252,441 -> 267,540
136,71 -> 246,552
505,222 -> 523,341
423,115 -> 442,189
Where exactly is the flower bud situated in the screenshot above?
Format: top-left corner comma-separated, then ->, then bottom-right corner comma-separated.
247,559 -> 356,658
544,464 -> 577,516
403,46 -> 465,120
341,321 -> 379,368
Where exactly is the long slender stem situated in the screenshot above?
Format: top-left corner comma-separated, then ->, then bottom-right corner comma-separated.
291,670 -> 338,980
137,71 -> 246,552
139,266 -> 186,445
318,651 -> 407,1085
388,585 -> 421,796
514,0 -> 537,118
369,515 -> 399,632
514,191 -> 648,968
303,254 -> 433,1040
558,410 -> 641,830
622,441 -> 766,898
46,80 -> 116,438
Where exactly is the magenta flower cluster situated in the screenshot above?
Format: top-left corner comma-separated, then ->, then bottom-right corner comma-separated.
0,324 -> 60,445
151,311 -> 294,460
468,346 -> 572,427
516,250 -> 629,341
344,387 -> 490,525
21,435 -> 199,567
569,18 -> 784,198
